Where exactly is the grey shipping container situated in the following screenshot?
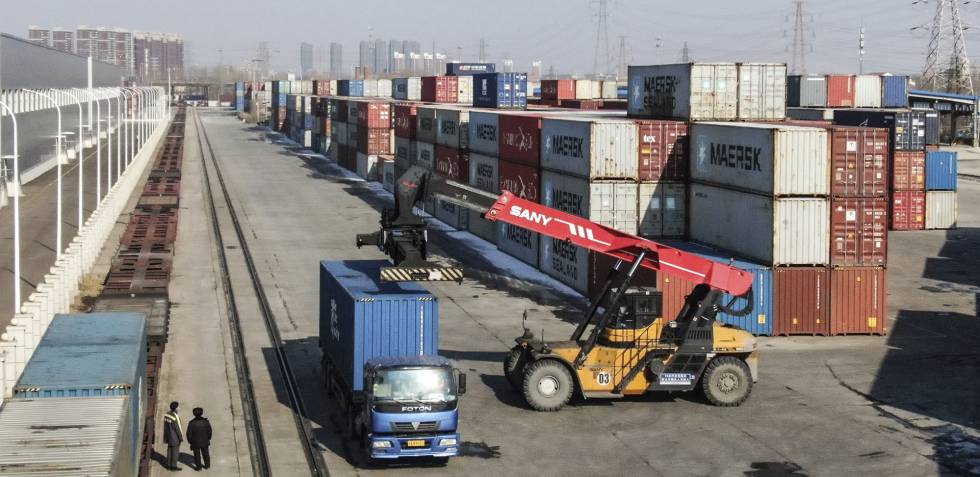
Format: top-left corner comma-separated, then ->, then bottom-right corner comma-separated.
787,107 -> 834,121
638,182 -> 687,238
541,118 -> 639,180
416,107 -> 439,144
436,107 -> 470,150
925,191 -> 957,229
737,62 -> 787,120
468,111 -> 500,156
628,63 -> 739,120
787,75 -> 828,107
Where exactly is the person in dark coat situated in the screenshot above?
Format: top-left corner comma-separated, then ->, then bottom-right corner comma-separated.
186,407 -> 213,471
163,401 -> 184,471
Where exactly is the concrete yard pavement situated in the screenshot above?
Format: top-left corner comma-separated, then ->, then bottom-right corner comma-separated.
179,111 -> 978,477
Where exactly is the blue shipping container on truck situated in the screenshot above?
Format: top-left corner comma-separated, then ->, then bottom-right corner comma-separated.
473,72 -> 528,109
926,151 -> 958,190
446,62 -> 495,76
881,75 -> 909,107
665,241 -> 774,336
319,260 -> 440,394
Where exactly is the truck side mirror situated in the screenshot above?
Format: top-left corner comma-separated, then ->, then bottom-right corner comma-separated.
458,373 -> 467,395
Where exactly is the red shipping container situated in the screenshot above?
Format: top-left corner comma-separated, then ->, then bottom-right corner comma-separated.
656,272 -> 697,322
635,120 -> 689,182
541,79 -> 576,100
356,128 -> 392,155
393,104 -> 417,138
890,190 -> 925,230
498,114 -> 542,166
829,267 -> 887,335
434,145 -> 469,181
322,118 -> 332,136
892,151 -> 925,191
560,99 -> 602,110
830,197 -> 888,267
421,76 -> 459,103
498,159 -> 540,202
774,267 -> 830,335
830,127 -> 889,197
826,75 -> 856,107
356,101 -> 392,129
587,252 -> 657,300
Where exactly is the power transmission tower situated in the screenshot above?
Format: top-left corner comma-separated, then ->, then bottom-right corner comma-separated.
479,38 -> 487,62
592,0 -> 611,78
615,36 -> 629,80
787,1 -> 812,75
681,41 -> 691,63
921,0 -> 974,94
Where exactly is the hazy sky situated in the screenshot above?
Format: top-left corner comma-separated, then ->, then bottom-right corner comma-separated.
2,0 -> 977,76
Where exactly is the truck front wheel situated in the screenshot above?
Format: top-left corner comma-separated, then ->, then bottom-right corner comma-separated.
701,356 -> 753,407
503,347 -> 528,390
522,359 -> 574,411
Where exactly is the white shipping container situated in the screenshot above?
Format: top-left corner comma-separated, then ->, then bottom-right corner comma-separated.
539,172 -> 639,293
527,81 -> 541,98
328,80 -> 338,96
393,77 -> 422,100
468,210 -> 498,244
690,122 -> 829,196
628,63 -> 739,120
854,75 -> 883,108
600,81 -> 619,99
498,222 -> 540,266
435,199 -> 469,229
362,79 -> 379,97
382,159 -> 396,192
576,79 -> 601,99
416,107 -> 439,144
689,183 -> 829,265
737,63 -> 786,120
457,75 -> 473,104
541,118 -> 638,180
467,111 -> 500,156
356,152 -> 379,180
436,107 -> 470,150
335,122 -> 349,146
416,141 -> 435,171
302,130 -> 312,148
377,79 -> 393,98
468,153 -> 500,193
638,182 -> 687,237
925,191 -> 957,229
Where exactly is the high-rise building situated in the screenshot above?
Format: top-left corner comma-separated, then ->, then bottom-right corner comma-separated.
315,45 -> 328,74
373,38 -> 387,74
27,26 -> 51,47
300,42 -> 314,77
388,40 -> 404,74
51,28 -> 76,54
330,43 -> 343,78
133,31 -> 184,80
530,60 -> 543,82
76,26 -> 133,72
27,25 -> 181,78
359,40 -> 375,76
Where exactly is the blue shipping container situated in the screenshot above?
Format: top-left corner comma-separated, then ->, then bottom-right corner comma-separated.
473,73 -> 528,109
446,62 -> 495,76
881,75 -> 909,108
834,109 -> 926,151
664,242 -> 773,336
926,151 -> 958,190
320,260 -> 440,394
339,80 -> 364,97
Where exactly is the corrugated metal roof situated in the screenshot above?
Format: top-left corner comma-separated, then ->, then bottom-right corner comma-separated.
909,89 -> 978,102
0,396 -> 127,476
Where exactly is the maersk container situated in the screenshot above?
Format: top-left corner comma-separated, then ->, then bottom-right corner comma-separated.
541,118 -> 638,180
540,172 -> 638,294
393,77 -> 422,101
690,122 -> 829,196
575,79 -> 601,100
0,396 -> 138,477
395,137 -> 416,170
925,151 -> 957,190
319,261 -> 440,394
925,191 -> 957,229
468,111 -> 500,156
881,75 -> 909,107
662,241 -> 774,336
854,75 -> 883,108
469,153 -> 499,193
638,182 -> 686,238
833,109 -> 926,151
436,107 -> 470,150
435,199 -> 469,229
498,159 -> 541,266
737,62 -> 787,120
416,106 -> 439,144
787,75 -> 827,107
689,183 -> 830,266
627,63 -> 738,120
473,73 -> 528,109
416,141 -> 436,171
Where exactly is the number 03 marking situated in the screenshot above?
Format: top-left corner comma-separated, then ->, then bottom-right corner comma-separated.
596,371 -> 611,385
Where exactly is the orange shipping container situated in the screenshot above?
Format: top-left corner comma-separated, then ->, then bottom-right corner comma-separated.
774,267 -> 830,335
830,267 -> 887,335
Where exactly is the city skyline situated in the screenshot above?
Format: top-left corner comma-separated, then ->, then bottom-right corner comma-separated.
27,24 -> 184,80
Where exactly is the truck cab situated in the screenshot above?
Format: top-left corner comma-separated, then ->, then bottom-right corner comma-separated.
360,356 -> 466,463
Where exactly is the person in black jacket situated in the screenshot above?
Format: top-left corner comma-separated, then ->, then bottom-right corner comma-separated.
185,407 -> 213,471
163,401 -> 183,471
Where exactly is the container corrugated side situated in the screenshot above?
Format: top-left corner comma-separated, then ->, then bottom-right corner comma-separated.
319,260 -> 439,394
635,120 -> 689,182
499,114 -> 542,166
575,79 -> 601,99
435,107 -> 470,150
787,75 -> 827,107
690,122 -> 829,196
541,118 -> 638,180
881,75 -> 909,107
854,75 -> 882,108
891,190 -> 926,230
830,267 -> 887,335
497,159 -> 541,266
737,62 -> 786,120
830,197 -> 888,267
638,182 -> 686,238
0,396 -> 136,477
416,107 -> 439,144
627,63 -> 739,120
827,75 -> 855,107
467,151 -> 500,241
689,183 -> 829,265
925,191 -> 957,229
925,151 -> 957,191
467,111 -> 500,156
416,141 -> 435,171
774,267 -> 830,335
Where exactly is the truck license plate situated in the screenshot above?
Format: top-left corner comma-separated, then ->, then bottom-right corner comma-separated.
406,440 -> 427,448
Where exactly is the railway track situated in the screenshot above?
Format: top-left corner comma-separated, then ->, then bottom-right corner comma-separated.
192,108 -> 328,477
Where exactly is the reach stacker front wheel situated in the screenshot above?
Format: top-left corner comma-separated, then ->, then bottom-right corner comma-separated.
701,356 -> 753,407
522,360 -> 574,411
504,347 -> 528,391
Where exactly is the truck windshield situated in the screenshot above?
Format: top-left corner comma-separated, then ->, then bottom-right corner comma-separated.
371,367 -> 456,403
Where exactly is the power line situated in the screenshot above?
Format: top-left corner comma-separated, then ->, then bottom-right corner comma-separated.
787,0 -> 813,74
592,0 -> 612,78
920,0 -> 974,94
681,41 -> 691,63
615,36 -> 629,80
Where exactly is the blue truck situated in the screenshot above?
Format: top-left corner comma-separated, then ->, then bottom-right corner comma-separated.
319,260 -> 466,465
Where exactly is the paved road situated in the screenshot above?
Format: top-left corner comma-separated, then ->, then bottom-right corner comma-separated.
187,112 -> 978,477
0,135 -> 127,326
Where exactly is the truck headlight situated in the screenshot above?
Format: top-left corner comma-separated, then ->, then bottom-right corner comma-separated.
372,440 -> 392,449
438,438 -> 457,447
